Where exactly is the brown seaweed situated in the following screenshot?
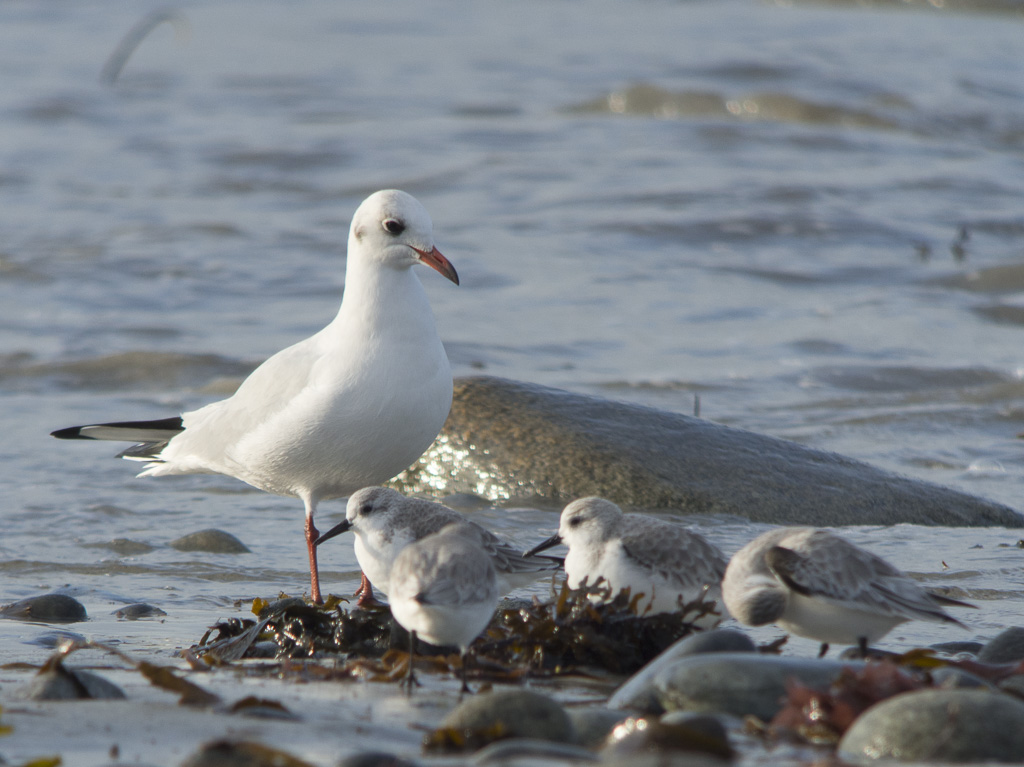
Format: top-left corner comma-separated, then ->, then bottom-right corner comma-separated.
189,579 -> 719,681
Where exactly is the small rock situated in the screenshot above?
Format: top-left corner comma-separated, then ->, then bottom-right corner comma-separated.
998,675 -> 1024,698
930,666 -> 993,690
337,753 -> 419,767
930,640 -> 983,656
567,708 -> 630,749
114,603 -> 167,620
20,664 -> 125,700
0,593 -> 88,623
428,690 -> 574,752
98,538 -> 156,556
608,629 -> 756,714
470,739 -> 597,764
170,529 -> 250,554
27,629 -> 87,648
978,627 -> 1024,664
602,714 -> 732,760
180,740 -> 313,767
838,689 -> 1024,763
654,652 -> 863,721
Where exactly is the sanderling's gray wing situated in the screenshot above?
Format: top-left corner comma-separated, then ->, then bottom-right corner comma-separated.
397,498 -> 466,540
620,519 -> 728,589
477,529 -> 563,576
397,531 -> 498,608
766,531 -> 965,624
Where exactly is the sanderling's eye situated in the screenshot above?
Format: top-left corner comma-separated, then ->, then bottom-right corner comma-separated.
382,218 -> 405,235
568,516 -> 583,528
360,503 -> 375,516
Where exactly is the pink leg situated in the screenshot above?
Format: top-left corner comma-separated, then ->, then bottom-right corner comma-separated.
305,514 -> 323,605
355,572 -> 376,607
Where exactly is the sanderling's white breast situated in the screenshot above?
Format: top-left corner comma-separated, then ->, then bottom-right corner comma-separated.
389,521 -> 499,692
315,486 -> 561,601
525,497 -> 728,624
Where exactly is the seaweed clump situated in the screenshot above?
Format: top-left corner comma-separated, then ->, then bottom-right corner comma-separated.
188,580 -> 720,679
477,578 -> 719,675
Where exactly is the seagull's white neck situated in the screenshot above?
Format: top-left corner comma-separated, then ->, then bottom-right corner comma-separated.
331,254 -> 437,341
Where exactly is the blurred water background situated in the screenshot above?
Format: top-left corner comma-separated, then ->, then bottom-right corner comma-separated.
2,0 -> 1024,690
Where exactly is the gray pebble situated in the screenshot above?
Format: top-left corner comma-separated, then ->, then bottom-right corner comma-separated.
654,652 -> 863,721
608,629 -> 756,714
27,629 -> 88,648
0,593 -> 88,623
930,640 -> 983,656
566,708 -> 631,749
438,689 -> 575,746
20,665 -> 125,700
337,753 -> 419,767
839,689 -> 1024,763
602,714 -> 732,760
929,666 -> 994,690
180,739 -> 312,767
170,529 -> 251,554
113,603 -> 167,620
99,538 -> 156,556
470,738 -> 597,764
978,627 -> 1024,664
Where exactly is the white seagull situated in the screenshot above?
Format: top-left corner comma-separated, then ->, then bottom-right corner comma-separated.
389,521 -> 499,693
315,486 -> 562,604
50,189 -> 459,604
721,526 -> 974,656
524,497 -> 729,623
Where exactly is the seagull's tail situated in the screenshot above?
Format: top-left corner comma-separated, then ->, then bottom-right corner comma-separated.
50,416 -> 184,462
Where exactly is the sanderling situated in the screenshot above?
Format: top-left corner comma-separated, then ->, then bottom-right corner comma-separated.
722,526 -> 974,656
524,497 -> 728,622
315,486 -> 562,603
49,190 -> 459,603
389,522 -> 499,693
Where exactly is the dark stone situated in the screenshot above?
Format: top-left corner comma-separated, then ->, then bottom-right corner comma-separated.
80,538 -> 155,556
469,739 -> 597,764
20,665 -> 125,700
0,593 -> 88,623
26,629 -> 87,648
113,603 -> 167,620
601,713 -> 733,761
180,740 -> 313,767
170,529 -> 251,554
654,652 -> 864,721
433,689 -> 574,749
978,627 -> 1024,664
608,629 -> 757,713
336,753 -> 419,767
393,376 -> 1022,527
930,640 -> 983,656
567,708 -> 631,749
839,689 -> 1024,763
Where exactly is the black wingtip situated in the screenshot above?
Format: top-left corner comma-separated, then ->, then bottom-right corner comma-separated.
51,426 -> 91,440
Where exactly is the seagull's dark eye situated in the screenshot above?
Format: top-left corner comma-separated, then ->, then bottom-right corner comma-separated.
382,218 -> 405,236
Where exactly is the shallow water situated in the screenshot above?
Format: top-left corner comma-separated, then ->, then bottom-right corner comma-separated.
2,0 -> 1024,762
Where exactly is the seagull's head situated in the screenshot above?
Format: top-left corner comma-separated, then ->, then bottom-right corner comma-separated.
349,189 -> 459,285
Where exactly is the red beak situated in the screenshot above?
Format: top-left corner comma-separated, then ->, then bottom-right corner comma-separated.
411,246 -> 459,286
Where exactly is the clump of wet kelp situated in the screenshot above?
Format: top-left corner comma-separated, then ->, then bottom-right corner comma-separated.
189,579 -> 721,678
